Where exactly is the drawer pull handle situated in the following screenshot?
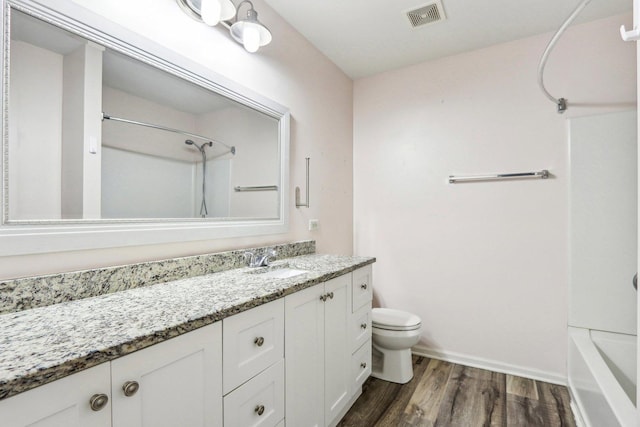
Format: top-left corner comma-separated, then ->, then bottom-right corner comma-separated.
254,336 -> 265,347
360,283 -> 368,290
89,393 -> 109,411
122,381 -> 139,397
255,404 -> 265,416
360,323 -> 367,330
360,362 -> 367,369
328,292 -> 334,299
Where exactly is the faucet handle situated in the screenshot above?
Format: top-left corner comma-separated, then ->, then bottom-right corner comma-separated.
264,249 -> 277,266
244,251 -> 256,266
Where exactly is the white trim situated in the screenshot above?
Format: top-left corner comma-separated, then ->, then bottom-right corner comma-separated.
411,344 -> 567,385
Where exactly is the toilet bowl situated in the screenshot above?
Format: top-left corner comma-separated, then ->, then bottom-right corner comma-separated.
371,308 -> 422,384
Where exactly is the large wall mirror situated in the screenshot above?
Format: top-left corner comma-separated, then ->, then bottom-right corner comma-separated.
0,0 -> 290,256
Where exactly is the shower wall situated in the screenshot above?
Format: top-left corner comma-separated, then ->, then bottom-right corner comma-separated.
101,147 -> 196,218
569,110 -> 637,335
197,107 -> 280,218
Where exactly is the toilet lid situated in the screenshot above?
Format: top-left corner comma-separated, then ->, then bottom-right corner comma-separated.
372,308 -> 422,331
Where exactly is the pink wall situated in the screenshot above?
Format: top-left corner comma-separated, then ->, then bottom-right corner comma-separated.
353,13 -> 635,380
0,0 -> 354,279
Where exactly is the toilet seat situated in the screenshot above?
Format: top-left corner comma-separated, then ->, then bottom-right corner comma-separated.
372,308 -> 421,332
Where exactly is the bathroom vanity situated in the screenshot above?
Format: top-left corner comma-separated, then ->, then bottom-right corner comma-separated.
0,243 -> 374,427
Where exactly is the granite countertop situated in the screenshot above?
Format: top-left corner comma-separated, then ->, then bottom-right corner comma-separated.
0,254 -> 375,401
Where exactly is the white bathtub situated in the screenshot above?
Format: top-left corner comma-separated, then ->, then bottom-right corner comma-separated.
568,327 -> 637,427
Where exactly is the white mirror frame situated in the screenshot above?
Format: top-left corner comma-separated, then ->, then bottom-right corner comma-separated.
0,0 -> 290,256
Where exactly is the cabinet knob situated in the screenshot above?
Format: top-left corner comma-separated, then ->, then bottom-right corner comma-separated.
360,283 -> 368,290
122,380 -> 140,397
360,362 -> 367,369
328,292 -> 334,299
89,393 -> 109,411
360,323 -> 367,330
320,294 -> 327,302
254,336 -> 265,347
255,404 -> 265,416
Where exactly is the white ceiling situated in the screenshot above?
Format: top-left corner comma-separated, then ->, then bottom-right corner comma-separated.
263,0 -> 632,79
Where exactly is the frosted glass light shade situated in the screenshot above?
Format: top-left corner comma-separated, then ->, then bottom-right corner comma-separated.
230,8 -> 272,53
218,0 -> 237,21
177,0 -> 235,26
242,25 -> 261,53
201,0 -> 221,25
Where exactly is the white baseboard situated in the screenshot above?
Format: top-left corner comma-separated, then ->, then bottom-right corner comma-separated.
412,345 -> 567,386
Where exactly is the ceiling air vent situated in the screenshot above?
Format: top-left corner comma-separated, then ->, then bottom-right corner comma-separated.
406,1 -> 446,29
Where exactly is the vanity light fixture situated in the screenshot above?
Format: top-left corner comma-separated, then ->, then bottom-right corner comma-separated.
176,0 -> 272,53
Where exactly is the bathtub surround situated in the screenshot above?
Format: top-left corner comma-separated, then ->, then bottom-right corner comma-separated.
569,110 -> 637,335
0,240 -> 315,315
566,110 -> 637,426
354,13 -> 635,383
0,252 -> 374,400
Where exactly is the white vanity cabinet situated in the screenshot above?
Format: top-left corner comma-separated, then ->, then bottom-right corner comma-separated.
0,264 -> 373,427
110,322 -> 223,427
0,322 -> 222,427
284,273 -> 354,427
0,363 -> 112,427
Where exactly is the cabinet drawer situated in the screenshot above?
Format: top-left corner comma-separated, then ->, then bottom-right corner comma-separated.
350,305 -> 372,353
223,299 -> 284,394
351,340 -> 372,392
223,359 -> 285,427
352,265 -> 373,312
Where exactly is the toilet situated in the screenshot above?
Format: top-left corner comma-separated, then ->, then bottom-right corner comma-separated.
371,308 -> 422,384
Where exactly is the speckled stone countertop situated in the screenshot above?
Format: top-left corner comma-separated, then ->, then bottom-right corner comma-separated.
0,254 -> 375,401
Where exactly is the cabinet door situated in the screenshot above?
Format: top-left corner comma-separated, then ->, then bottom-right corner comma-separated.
284,284 -> 325,427
111,322 -> 222,427
0,363 -> 111,427
323,274 -> 352,425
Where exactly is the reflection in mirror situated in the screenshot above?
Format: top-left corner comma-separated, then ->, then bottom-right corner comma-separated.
8,9 -> 280,222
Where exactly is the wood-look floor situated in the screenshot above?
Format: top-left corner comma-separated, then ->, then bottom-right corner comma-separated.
338,356 -> 576,427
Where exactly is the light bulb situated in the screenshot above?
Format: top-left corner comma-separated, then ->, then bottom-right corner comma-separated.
242,25 -> 261,53
201,0 -> 221,26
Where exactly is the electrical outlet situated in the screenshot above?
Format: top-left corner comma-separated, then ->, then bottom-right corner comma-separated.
308,219 -> 319,231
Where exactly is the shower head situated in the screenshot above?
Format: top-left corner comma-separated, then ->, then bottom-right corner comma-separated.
185,139 -> 195,145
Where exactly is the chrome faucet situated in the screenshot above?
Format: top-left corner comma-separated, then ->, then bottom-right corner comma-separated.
244,249 -> 277,267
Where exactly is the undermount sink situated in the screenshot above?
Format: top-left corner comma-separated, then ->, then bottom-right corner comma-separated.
253,268 -> 309,279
